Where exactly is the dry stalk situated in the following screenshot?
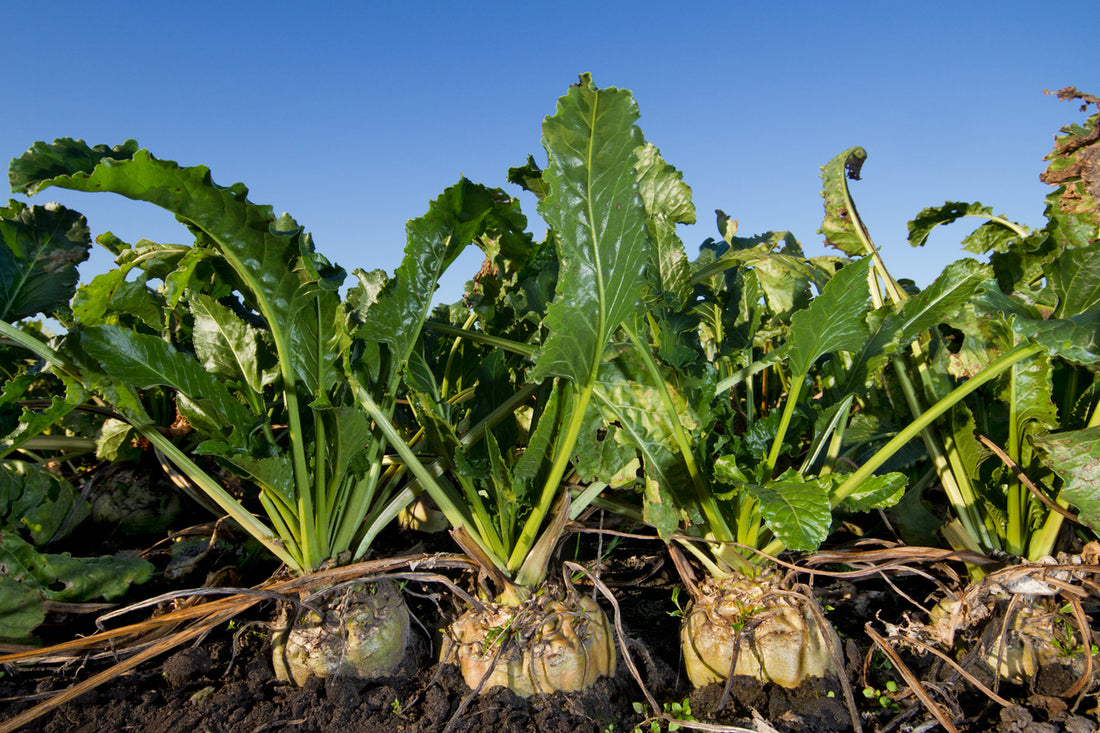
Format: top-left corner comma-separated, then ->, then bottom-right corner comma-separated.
865,623 -> 960,733
0,553 -> 477,732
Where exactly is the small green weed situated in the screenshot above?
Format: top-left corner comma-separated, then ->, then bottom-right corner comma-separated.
862,680 -> 899,712
631,697 -> 696,732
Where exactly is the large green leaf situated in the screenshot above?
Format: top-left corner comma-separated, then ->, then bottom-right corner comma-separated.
1033,426 -> 1100,532
839,259 -> 989,393
11,139 -> 312,338
189,293 -> 268,396
0,200 -> 91,322
0,531 -> 153,642
1012,310 -> 1100,369
531,74 -> 650,386
786,256 -> 873,379
1046,243 -> 1100,319
289,286 -> 345,404
81,324 -> 256,443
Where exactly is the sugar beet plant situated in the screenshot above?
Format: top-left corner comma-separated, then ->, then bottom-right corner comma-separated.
0,140 -> 526,683
403,75 -> 656,697
816,88 -> 1100,568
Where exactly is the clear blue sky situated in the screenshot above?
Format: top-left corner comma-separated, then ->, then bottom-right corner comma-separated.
4,1 -> 1097,303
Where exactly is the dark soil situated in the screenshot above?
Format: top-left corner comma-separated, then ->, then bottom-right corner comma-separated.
3,524 -> 1099,732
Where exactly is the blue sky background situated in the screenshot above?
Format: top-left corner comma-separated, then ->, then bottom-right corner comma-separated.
4,1 -> 1097,304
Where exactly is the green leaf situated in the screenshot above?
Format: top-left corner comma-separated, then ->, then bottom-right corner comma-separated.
531,74 -> 650,386
838,259 -> 988,394
72,269 -> 164,330
82,324 -> 256,443
636,142 -> 694,310
819,147 -> 867,256
357,179 -> 515,369
1033,426 -> 1100,532
0,573 -> 44,643
1046,243 -> 1100,319
746,470 -> 832,552
907,201 -> 1021,253
834,472 -> 906,512
0,460 -> 88,544
95,418 -> 141,463
1013,310 -> 1100,369
0,391 -> 80,461
289,286 -> 344,404
507,155 -> 549,200
0,531 -> 153,642
189,293 -> 267,396
11,139 -> 313,340
786,256 -> 873,379
0,200 -> 91,322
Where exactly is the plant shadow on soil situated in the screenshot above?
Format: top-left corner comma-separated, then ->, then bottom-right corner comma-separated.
3,525 -> 1099,732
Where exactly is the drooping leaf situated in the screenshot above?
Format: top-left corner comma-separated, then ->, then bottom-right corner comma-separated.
531,74 -> 650,386
11,139 -> 313,340
907,201 -> 1022,253
838,259 -> 989,394
357,179 -> 518,371
0,200 -> 91,321
506,155 -> 549,200
0,531 -> 153,642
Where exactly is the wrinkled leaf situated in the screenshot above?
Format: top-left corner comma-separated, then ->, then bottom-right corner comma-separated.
636,142 -> 694,309
746,470 -> 832,552
11,139 -> 312,339
189,293 -> 267,396
358,179 -> 518,372
819,147 -> 868,256
0,460 -> 88,544
532,74 -> 650,386
1046,243 -> 1100,319
1033,426 -> 1100,531
0,200 -> 91,321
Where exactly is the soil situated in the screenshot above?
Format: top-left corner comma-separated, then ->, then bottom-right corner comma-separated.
2,522 -> 1099,732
